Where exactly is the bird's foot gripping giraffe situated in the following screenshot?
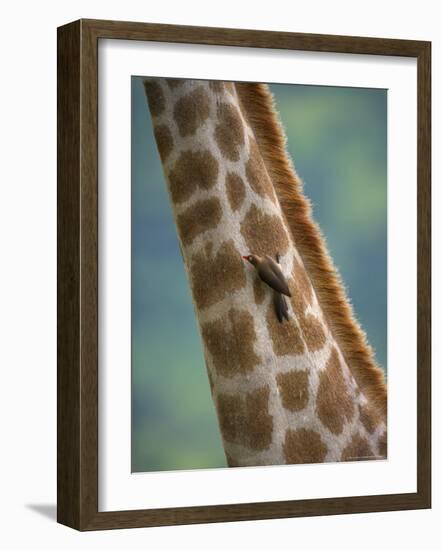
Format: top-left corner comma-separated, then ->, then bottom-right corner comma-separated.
143,77 -> 387,467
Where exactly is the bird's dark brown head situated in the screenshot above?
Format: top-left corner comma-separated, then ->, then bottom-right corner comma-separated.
242,254 -> 259,267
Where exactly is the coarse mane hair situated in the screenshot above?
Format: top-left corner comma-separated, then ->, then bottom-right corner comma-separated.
236,82 -> 387,415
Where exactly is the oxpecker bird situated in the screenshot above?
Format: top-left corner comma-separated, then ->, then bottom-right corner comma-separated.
242,253 -> 291,323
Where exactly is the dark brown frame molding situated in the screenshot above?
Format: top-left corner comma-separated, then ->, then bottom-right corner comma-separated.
57,18 -> 431,530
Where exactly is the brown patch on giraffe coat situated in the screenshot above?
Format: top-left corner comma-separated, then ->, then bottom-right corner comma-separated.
276,370 -> 309,412
202,308 -> 260,378
214,103 -> 245,161
225,172 -> 246,212
299,315 -> 327,352
253,276 -> 266,305
173,87 -> 211,137
225,453 -> 240,467
190,240 -> 247,310
240,204 -> 290,258
359,403 -> 381,435
377,430 -> 387,458
290,282 -> 308,315
165,78 -> 184,90
153,124 -> 173,162
316,347 -> 355,435
168,150 -> 219,204
143,80 -> 165,117
283,428 -> 328,464
266,302 -> 305,356
177,197 -> 222,246
217,386 -> 273,451
341,434 -> 375,462
246,139 -> 276,202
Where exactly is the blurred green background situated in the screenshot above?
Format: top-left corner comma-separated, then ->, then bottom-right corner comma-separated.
131,77 -> 387,473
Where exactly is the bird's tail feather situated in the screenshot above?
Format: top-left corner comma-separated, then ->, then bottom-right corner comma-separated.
274,291 -> 289,323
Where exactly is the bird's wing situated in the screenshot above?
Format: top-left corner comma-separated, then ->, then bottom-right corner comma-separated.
263,255 -> 292,297
273,291 -> 289,323
259,265 -> 291,296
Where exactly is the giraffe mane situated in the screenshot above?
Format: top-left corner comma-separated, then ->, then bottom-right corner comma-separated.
236,82 -> 387,416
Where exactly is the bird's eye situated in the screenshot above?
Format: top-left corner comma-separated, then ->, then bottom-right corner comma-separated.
248,256 -> 253,261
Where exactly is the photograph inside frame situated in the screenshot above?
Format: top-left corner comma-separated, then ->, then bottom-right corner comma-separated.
131,76 -> 388,473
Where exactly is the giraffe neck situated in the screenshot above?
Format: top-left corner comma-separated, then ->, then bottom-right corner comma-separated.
143,78 -> 387,466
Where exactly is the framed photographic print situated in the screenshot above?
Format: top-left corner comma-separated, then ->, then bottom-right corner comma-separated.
57,19 -> 431,530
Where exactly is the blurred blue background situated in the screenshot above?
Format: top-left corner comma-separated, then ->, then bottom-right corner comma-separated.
131,77 -> 387,472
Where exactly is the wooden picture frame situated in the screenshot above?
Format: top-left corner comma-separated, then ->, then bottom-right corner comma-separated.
57,18 -> 431,530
